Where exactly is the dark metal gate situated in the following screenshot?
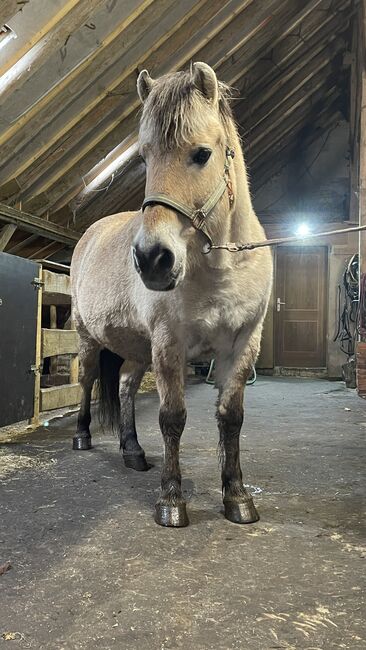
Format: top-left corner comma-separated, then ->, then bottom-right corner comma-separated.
0,252 -> 39,427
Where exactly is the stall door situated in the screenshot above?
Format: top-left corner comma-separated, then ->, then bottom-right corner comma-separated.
0,253 -> 39,426
275,247 -> 327,368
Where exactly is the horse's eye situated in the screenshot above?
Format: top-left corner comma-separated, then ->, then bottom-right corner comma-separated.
192,148 -> 212,166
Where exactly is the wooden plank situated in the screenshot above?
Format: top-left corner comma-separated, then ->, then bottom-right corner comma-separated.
0,202 -> 80,244
42,269 -> 71,298
41,328 -> 79,358
40,383 -> 82,411
49,305 -> 58,375
7,233 -> 38,254
0,224 -> 16,251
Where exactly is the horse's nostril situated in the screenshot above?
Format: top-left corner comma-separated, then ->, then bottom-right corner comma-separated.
132,246 -> 142,274
133,243 -> 175,278
155,248 -> 175,274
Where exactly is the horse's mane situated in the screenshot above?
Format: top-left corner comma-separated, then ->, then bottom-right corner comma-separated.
140,68 -> 234,150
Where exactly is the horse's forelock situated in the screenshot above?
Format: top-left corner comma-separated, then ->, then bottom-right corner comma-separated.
140,70 -> 233,150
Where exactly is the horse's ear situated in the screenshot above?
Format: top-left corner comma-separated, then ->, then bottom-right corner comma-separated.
137,69 -> 154,103
192,62 -> 219,105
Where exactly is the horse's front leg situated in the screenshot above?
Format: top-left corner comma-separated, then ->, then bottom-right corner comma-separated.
216,352 -> 259,525
152,339 -> 188,527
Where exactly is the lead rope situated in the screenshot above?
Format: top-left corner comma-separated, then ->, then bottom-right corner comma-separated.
203,224 -> 366,254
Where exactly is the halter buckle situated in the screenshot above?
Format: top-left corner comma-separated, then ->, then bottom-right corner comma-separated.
191,209 -> 207,230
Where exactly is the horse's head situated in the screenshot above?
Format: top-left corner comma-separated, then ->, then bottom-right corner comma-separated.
132,62 -> 233,291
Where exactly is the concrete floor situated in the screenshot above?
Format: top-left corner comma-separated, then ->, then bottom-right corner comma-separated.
0,377 -> 365,650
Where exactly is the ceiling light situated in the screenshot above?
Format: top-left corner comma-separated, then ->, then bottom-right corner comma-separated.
296,223 -> 311,238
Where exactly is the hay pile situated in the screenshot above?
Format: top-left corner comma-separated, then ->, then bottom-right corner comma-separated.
0,448 -> 54,479
138,371 -> 157,393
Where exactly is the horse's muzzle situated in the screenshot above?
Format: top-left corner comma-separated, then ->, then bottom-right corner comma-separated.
132,243 -> 179,291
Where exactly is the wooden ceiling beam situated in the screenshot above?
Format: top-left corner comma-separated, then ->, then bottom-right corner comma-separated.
247,84 -> 340,169
0,0 -> 333,215
0,202 -> 80,245
48,0 -> 351,220
0,0 -> 214,186
0,0 -> 155,156
19,1 -> 290,214
7,233 -> 39,254
229,0 -> 350,100
17,0 -> 265,211
241,59 -> 342,145
0,0 -> 23,24
235,33 -> 346,134
0,0 -> 108,93
251,102 -> 343,193
0,224 -> 16,251
227,0 -> 350,90
19,0 -> 317,216
220,0 -> 327,87
29,240 -> 68,260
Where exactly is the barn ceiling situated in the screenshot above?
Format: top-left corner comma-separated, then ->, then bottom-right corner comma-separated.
0,0 -> 356,260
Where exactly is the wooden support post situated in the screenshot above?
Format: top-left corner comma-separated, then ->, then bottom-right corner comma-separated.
49,305 -> 58,375
0,223 -> 16,251
69,315 -> 79,384
30,265 -> 43,427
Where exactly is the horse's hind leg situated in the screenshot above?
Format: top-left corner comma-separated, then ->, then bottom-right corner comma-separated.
73,335 -> 100,451
119,360 -> 150,471
216,350 -> 259,525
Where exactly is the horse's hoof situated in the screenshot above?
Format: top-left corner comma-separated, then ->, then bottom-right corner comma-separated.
224,498 -> 259,524
123,452 -> 151,472
154,502 -> 189,527
72,434 -> 92,451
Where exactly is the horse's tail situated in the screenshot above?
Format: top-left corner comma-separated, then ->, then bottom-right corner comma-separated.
97,348 -> 123,432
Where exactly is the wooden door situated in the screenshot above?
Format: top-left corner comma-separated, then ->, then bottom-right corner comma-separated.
275,246 -> 327,368
0,252 -> 39,426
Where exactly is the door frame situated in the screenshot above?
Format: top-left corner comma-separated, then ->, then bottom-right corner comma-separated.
273,245 -> 329,370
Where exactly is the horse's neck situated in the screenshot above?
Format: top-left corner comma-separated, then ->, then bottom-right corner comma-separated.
205,123 -> 255,270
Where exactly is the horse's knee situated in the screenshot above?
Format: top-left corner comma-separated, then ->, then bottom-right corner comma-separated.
217,397 -> 243,436
159,404 -> 187,439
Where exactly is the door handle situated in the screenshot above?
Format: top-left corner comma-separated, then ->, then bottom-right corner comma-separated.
276,297 -> 286,312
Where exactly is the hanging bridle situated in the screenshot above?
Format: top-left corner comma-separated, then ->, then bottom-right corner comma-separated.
141,146 -> 235,249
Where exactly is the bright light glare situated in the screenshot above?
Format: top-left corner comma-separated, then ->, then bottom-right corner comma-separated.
296,223 -> 311,237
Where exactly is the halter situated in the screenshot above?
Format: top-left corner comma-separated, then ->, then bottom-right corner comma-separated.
141,146 -> 235,249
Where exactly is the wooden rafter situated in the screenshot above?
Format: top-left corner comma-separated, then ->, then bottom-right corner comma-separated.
0,224 -> 16,251
46,0 -> 350,221
0,202 -> 80,245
